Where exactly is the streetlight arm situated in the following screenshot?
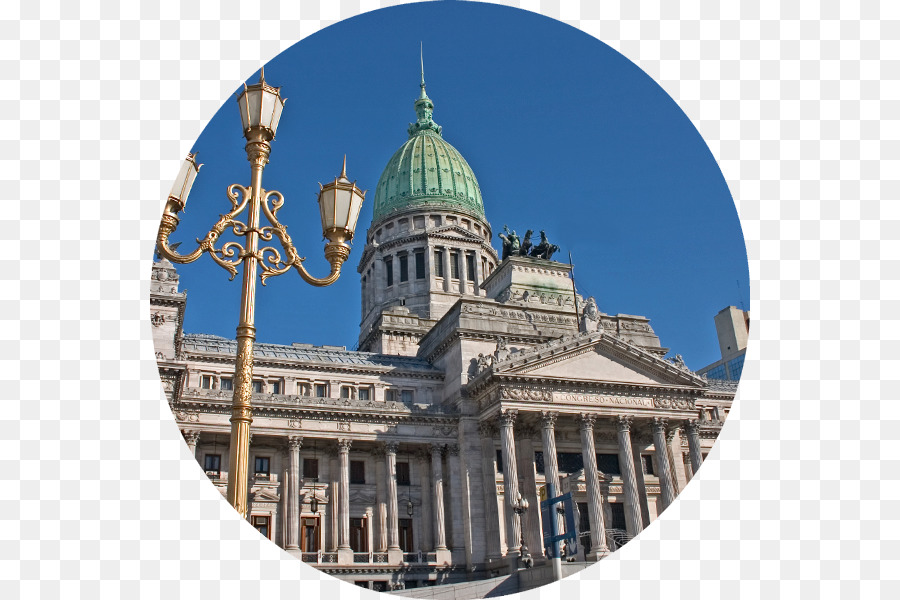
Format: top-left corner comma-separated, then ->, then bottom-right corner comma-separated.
156,182 -> 253,280
258,188 -> 350,287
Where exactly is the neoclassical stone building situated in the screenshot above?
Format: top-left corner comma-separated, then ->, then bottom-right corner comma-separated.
154,75 -> 734,593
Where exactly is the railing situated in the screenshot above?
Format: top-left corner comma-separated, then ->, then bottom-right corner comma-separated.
606,528 -> 632,551
353,553 -> 369,563
300,550 -> 442,565
301,553 -> 317,563
321,552 -> 337,563
372,552 -> 389,564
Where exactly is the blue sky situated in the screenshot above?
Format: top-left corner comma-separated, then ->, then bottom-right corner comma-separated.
161,2 -> 749,371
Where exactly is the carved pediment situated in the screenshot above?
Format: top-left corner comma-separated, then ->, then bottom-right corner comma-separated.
251,488 -> 281,502
494,331 -> 706,388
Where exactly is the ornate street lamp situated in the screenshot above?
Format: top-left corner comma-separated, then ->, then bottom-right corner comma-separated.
157,68 -> 365,518
512,492 -> 533,569
406,499 -> 414,517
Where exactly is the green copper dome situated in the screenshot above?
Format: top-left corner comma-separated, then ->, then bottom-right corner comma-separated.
372,73 -> 485,224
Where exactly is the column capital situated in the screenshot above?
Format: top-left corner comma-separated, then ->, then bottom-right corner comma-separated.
651,417 -> 668,435
666,426 -> 677,443
287,436 -> 303,450
447,444 -> 460,456
478,421 -> 497,438
384,441 -> 399,455
370,445 -> 386,459
431,442 -> 445,455
578,413 -> 597,431
684,418 -> 700,435
539,411 -> 558,428
616,415 -> 633,433
181,430 -> 200,444
498,409 -> 518,428
337,439 -> 352,453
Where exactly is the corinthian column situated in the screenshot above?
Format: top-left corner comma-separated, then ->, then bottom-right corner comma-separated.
385,442 -> 400,552
285,436 -> 302,550
615,417 -> 644,537
651,418 -> 676,511
498,409 -> 521,562
478,422 -> 502,561
578,414 -> 609,559
431,443 -> 448,551
685,419 -> 703,474
182,430 -> 200,460
540,411 -> 564,555
337,439 -> 352,553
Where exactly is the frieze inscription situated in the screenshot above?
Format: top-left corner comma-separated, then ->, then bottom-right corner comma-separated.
553,392 -> 655,408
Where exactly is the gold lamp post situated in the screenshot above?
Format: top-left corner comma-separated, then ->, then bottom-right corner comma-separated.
156,68 -> 366,518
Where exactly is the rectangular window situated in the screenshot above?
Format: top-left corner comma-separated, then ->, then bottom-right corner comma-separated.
252,380 -> 263,393
727,355 -> 745,380
303,458 -> 319,480
385,389 -> 397,403
609,502 -> 627,531
350,460 -> 366,484
358,387 -> 370,401
415,251 -> 425,279
400,390 -> 413,404
466,254 -> 476,281
396,462 -> 410,486
450,252 -> 459,279
596,453 -> 622,476
315,384 -> 327,398
384,257 -> 393,286
220,377 -> 233,391
434,250 -> 444,277
255,456 -> 270,476
705,363 -> 727,380
399,254 -> 409,282
349,518 -> 367,552
641,454 -> 654,475
201,375 -> 212,389
341,386 -> 351,399
253,515 -> 271,539
496,449 -> 503,474
270,381 -> 281,394
204,454 -> 221,475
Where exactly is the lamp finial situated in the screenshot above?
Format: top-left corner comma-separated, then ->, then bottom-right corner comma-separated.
341,154 -> 347,179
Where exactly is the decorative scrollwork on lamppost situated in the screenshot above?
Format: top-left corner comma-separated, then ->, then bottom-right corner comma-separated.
156,68 -> 365,519
511,491 -> 533,569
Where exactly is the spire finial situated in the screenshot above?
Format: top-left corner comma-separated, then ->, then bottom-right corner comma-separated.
341,154 -> 347,179
419,42 -> 428,100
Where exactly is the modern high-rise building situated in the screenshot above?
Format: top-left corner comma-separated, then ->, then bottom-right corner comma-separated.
696,306 -> 750,382
154,73 -> 735,595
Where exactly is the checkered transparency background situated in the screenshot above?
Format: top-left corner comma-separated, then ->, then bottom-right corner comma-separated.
0,0 -> 896,598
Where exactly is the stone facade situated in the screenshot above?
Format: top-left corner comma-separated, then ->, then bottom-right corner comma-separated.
155,79 -> 735,593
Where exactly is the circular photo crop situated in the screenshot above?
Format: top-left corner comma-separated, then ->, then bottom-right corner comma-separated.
151,2 -> 749,596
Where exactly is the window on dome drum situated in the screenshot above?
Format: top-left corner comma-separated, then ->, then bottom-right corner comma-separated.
396,462 -> 410,486
350,461 -> 365,484
466,254 -> 476,281
255,456 -> 270,477
200,375 -> 212,389
450,252 -> 459,279
399,255 -> 409,282
341,386 -> 351,399
434,250 -> 444,277
481,257 -> 488,277
384,257 -> 393,287
400,390 -> 413,405
430,215 -> 441,228
358,387 -> 370,401
414,251 -> 425,279
204,454 -> 221,476
220,377 -> 233,391
315,384 -> 327,398
641,454 -> 654,475
269,381 -> 280,394
252,380 -> 263,393
303,458 -> 319,481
